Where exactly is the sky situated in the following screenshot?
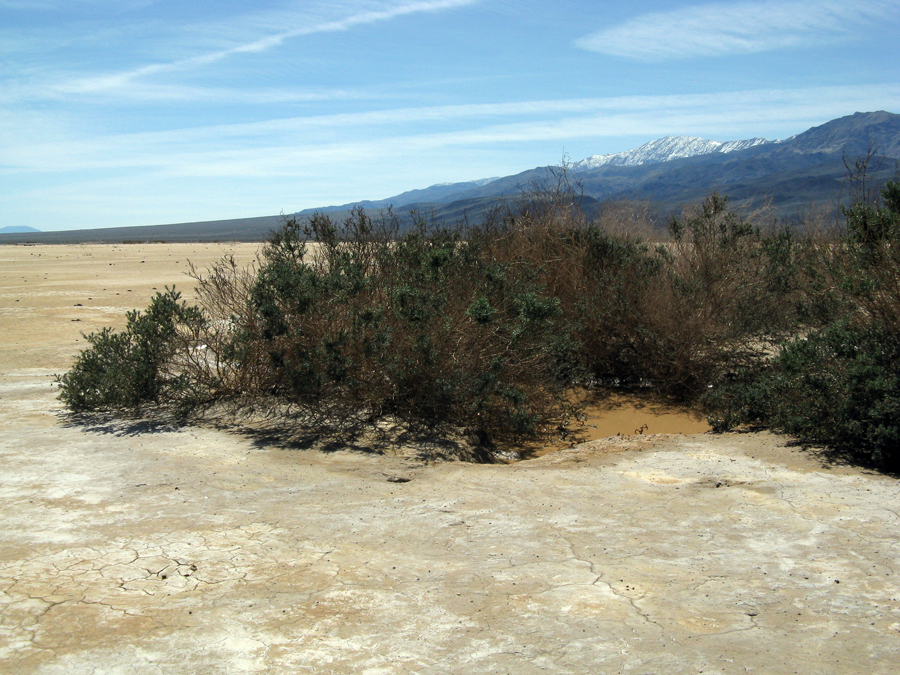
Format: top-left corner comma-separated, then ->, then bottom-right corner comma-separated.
2,0 -> 900,231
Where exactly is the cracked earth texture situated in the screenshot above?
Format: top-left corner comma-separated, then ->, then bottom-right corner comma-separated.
2,244 -> 900,674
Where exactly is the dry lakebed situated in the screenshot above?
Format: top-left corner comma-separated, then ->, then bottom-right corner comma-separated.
1,243 -> 898,674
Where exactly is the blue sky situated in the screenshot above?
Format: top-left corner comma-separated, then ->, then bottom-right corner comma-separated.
3,0 -> 900,231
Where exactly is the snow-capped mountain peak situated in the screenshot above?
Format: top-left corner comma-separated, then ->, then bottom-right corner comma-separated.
572,135 -> 772,171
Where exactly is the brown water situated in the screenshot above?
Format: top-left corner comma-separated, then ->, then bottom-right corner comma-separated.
513,392 -> 711,459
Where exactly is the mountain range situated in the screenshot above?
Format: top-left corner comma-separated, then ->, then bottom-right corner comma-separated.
303,110 -> 900,225
2,111 -> 898,244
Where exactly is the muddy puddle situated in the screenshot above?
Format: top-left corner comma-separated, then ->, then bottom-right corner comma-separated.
511,392 -> 711,459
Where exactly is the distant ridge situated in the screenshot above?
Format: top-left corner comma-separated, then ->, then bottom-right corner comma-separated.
3,111 -> 898,244
0,225 -> 41,234
310,111 -> 900,222
0,215 -> 283,245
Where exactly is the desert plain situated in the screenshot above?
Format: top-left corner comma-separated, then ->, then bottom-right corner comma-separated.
1,243 -> 899,674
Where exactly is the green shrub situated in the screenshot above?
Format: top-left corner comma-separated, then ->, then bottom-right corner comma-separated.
703,322 -> 900,470
199,207 -> 582,442
704,178 -> 900,471
55,173 -> 816,456
56,288 -> 203,415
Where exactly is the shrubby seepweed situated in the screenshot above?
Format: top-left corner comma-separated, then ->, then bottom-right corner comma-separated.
57,165 -> 900,470
703,175 -> 900,471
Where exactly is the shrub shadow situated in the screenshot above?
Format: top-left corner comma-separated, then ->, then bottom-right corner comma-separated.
57,409 -> 184,436
215,416 -> 496,463
57,403 -> 495,462
714,425 -> 900,477
783,438 -> 900,478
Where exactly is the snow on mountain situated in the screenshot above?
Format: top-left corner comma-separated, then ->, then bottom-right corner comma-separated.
572,135 -> 772,171
718,138 -> 771,153
433,177 -> 500,188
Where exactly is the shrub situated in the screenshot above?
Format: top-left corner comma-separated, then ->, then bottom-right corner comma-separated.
56,171 -> 815,457
563,193 -> 806,398
703,322 -> 900,471
185,207 -> 581,442
704,178 -> 900,471
56,288 -> 204,415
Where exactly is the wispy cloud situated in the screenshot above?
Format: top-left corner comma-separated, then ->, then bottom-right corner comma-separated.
5,83 -> 898,228
6,84 -> 898,175
63,0 -> 481,94
576,0 -> 898,61
0,1 -> 71,7
15,82 -> 377,105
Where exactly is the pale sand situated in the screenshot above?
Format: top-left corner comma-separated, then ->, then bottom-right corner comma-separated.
0,242 -> 261,372
1,243 -> 898,674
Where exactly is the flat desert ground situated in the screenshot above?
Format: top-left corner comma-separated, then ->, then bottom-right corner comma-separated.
1,243 -> 899,674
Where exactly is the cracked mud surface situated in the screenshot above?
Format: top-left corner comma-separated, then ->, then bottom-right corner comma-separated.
2,244 -> 900,674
